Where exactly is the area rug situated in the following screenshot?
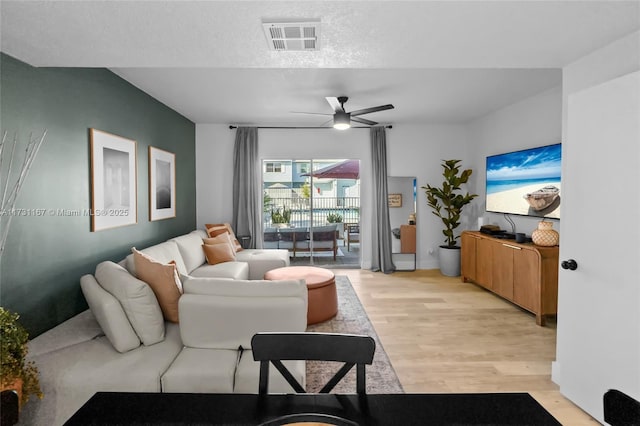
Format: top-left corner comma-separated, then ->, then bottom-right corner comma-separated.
305,275 -> 404,394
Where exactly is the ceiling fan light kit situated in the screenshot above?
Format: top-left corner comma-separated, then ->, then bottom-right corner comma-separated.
333,111 -> 351,130
328,96 -> 393,129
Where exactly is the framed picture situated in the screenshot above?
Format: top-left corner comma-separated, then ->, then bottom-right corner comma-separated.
149,146 -> 176,221
388,193 -> 402,208
89,129 -> 138,232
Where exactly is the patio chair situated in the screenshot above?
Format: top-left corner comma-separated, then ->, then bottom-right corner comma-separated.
279,228 -> 308,257
305,224 -> 338,260
347,224 -> 360,251
263,227 -> 280,249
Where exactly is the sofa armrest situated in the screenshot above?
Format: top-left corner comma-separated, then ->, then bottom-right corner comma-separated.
179,277 -> 307,350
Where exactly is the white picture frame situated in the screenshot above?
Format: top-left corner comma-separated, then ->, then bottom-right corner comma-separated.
148,146 -> 176,221
90,129 -> 138,232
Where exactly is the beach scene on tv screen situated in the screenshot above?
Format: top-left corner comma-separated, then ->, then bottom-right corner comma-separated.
486,144 -> 561,219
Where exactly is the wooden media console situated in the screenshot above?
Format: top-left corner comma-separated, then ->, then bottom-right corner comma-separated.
461,231 -> 559,326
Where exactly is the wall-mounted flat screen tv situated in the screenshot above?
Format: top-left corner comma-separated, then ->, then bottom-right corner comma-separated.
486,143 -> 561,219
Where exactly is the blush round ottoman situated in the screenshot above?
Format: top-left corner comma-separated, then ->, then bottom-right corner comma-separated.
264,266 -> 337,325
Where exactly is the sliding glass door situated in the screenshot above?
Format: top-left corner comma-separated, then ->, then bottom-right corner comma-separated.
262,159 -> 360,267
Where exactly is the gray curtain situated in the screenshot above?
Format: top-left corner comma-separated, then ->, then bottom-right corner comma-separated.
232,127 -> 259,248
370,126 -> 396,273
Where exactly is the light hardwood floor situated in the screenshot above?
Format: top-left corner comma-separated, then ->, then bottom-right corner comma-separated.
332,268 -> 598,425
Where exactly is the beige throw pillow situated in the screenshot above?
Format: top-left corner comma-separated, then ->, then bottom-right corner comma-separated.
94,261 -> 165,345
132,248 -> 183,323
80,274 -> 141,353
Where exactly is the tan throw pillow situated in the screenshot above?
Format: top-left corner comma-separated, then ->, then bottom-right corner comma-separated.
206,223 -> 243,251
203,233 -> 236,253
132,248 -> 183,323
206,225 -> 229,238
202,242 -> 236,265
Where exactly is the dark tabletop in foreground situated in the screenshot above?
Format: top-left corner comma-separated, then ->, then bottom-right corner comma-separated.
65,392 -> 562,426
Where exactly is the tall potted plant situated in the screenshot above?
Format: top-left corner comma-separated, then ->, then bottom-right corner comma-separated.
422,159 -> 477,276
0,307 -> 42,408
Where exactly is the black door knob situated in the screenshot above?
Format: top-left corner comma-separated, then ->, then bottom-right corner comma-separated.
561,259 -> 578,270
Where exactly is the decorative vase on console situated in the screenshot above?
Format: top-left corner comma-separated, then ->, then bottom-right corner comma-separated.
531,220 -> 559,246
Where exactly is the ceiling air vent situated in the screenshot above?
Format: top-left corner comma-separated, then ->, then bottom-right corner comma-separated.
262,20 -> 320,51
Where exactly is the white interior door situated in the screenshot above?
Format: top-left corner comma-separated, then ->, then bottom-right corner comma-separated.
554,71 -> 640,423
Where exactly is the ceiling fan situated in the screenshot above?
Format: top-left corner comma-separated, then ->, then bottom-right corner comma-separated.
297,96 -> 394,130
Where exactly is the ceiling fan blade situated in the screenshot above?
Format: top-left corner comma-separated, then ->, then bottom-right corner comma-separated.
351,116 -> 378,126
290,111 -> 332,116
350,104 -> 394,117
325,97 -> 345,113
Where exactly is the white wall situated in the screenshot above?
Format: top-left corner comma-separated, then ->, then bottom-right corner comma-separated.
195,124 -> 236,226
387,124 -> 471,269
552,29 -> 640,399
466,86 -> 563,237
196,123 -> 470,269
562,30 -> 640,119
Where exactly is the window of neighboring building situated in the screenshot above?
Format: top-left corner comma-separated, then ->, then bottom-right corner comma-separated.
266,162 -> 282,173
298,163 -> 309,174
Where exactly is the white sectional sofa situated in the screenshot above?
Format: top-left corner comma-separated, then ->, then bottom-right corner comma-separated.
20,229 -> 307,426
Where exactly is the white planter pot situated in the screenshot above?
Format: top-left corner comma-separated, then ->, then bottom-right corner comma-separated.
439,246 -> 461,277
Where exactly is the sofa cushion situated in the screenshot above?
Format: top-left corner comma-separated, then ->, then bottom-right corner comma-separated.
22,323 -> 182,426
125,241 -> 188,276
80,274 -> 141,353
190,229 -> 208,239
169,233 -> 207,274
189,261 -> 249,280
161,348 -> 237,393
95,261 -> 165,346
27,310 -> 103,359
234,349 -> 305,394
183,277 -> 307,298
179,277 -> 307,350
132,248 -> 183,323
234,249 -> 290,280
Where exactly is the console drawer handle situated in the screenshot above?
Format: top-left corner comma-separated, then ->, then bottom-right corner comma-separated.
503,244 -> 522,250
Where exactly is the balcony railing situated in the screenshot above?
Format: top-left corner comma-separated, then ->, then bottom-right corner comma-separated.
265,196 -> 360,229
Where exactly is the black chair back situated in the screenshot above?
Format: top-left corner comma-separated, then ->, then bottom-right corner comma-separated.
1,390 -> 19,426
251,332 -> 375,394
604,389 -> 640,426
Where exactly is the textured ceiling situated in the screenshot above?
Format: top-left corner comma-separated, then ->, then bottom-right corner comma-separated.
2,1 -> 639,124
111,67 -> 561,125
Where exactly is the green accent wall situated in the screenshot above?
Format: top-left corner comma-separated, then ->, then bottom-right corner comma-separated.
0,54 -> 196,337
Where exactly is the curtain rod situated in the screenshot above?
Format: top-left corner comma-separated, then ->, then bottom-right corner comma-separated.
229,125 -> 392,130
